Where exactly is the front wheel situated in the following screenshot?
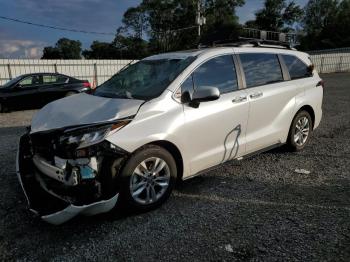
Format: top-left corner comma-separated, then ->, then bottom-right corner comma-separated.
117,145 -> 177,212
287,111 -> 313,151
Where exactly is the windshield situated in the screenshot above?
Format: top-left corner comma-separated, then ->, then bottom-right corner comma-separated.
1,76 -> 22,88
94,57 -> 195,100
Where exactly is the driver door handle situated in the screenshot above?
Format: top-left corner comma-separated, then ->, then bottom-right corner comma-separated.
232,96 -> 247,103
250,92 -> 263,99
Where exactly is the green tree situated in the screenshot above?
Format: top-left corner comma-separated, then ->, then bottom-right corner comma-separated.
204,0 -> 244,25
82,41 -> 120,59
303,0 -> 338,36
41,46 -> 61,59
332,0 -> 350,47
41,38 -> 82,59
139,0 -> 198,52
126,0 -> 245,52
200,0 -> 244,44
113,34 -> 150,59
120,6 -> 147,39
253,0 -> 303,32
300,0 -> 350,50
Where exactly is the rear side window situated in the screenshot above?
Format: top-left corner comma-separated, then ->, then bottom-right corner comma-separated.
240,53 -> 283,88
43,75 -> 57,83
192,55 -> 238,94
282,55 -> 311,80
43,75 -> 69,84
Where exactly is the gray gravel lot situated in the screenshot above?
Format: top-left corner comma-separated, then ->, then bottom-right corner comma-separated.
0,73 -> 349,261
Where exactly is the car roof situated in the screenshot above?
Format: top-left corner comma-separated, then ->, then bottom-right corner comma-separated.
19,73 -> 70,78
144,50 -> 204,60
144,46 -> 307,61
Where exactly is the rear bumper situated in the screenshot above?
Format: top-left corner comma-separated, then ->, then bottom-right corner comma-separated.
16,134 -> 118,225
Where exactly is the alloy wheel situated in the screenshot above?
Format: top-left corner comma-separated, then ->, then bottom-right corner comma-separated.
129,157 -> 170,205
294,116 -> 310,146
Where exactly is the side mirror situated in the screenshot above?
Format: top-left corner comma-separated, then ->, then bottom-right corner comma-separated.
15,84 -> 22,89
182,86 -> 220,108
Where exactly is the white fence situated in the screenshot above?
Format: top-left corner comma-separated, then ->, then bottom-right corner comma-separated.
309,48 -> 350,74
1,48 -> 350,86
0,59 -> 134,86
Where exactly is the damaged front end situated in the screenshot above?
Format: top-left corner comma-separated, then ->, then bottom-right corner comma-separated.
16,121 -> 130,225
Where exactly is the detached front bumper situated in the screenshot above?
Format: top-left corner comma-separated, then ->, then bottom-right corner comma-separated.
16,134 -> 119,225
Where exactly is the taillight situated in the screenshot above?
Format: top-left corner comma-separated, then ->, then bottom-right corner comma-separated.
83,82 -> 91,88
317,80 -> 324,88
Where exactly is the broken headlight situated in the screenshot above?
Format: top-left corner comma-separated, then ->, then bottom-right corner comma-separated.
59,121 -> 130,149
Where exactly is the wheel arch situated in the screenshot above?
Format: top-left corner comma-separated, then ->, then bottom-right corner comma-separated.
295,105 -> 315,129
146,140 -> 184,181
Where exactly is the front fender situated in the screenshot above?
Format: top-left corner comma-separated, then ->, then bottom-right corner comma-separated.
105,94 -> 190,177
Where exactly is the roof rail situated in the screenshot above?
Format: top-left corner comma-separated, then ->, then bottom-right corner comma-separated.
210,37 -> 296,50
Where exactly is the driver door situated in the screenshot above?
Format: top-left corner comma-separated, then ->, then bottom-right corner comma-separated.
181,55 -> 250,175
15,75 -> 42,109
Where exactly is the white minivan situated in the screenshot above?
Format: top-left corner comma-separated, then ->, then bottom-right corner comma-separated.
17,43 -> 323,224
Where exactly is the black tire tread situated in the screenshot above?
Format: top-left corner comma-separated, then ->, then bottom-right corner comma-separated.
117,145 -> 177,213
287,110 -> 313,152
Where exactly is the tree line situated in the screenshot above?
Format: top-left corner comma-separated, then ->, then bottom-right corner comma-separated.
41,0 -> 350,59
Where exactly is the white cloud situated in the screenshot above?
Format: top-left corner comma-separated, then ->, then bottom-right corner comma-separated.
26,47 -> 42,58
14,0 -> 120,29
0,39 -> 46,58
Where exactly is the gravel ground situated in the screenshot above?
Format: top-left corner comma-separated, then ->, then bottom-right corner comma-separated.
0,73 -> 349,261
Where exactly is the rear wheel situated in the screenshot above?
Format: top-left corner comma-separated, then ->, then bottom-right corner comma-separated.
117,145 -> 177,212
287,111 -> 313,151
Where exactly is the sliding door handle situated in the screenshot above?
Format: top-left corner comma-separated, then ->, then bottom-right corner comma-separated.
250,92 -> 263,99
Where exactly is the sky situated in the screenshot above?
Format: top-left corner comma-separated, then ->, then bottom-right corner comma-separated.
0,0 -> 307,59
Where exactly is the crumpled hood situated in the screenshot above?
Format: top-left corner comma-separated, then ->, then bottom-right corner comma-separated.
31,93 -> 144,133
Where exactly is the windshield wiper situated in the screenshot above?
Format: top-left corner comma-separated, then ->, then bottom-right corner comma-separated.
110,91 -> 134,99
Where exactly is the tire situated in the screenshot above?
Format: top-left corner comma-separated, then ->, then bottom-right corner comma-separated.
117,145 -> 177,212
0,101 -> 8,113
287,110 -> 313,151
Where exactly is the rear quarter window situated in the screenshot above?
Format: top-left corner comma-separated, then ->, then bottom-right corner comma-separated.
282,55 -> 311,80
43,75 -> 68,84
239,53 -> 283,88
57,75 -> 69,83
43,75 -> 57,83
